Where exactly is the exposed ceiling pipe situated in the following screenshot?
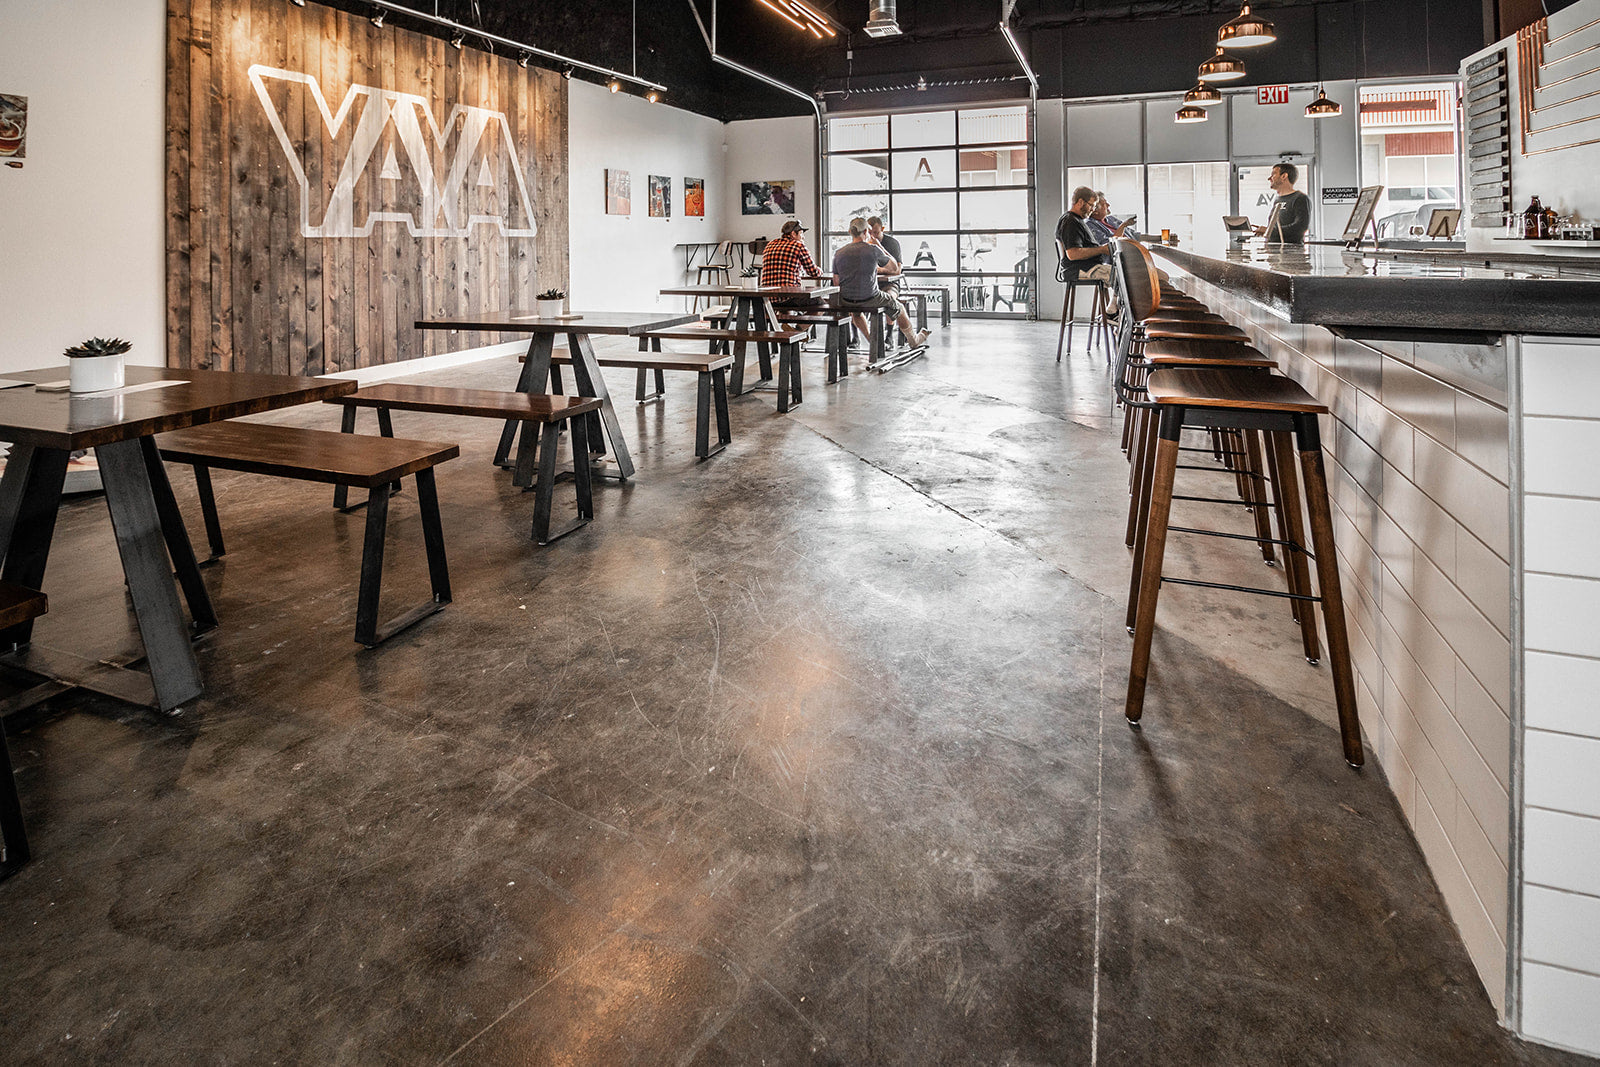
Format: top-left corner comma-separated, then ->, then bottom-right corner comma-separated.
364,0 -> 665,92
685,0 -> 823,121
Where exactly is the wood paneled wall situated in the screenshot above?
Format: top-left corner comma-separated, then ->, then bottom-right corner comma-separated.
165,0 -> 568,374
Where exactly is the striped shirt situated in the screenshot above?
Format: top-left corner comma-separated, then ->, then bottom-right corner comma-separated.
759,235 -> 823,288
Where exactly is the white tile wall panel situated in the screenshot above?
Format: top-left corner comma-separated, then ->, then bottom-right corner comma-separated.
1413,432 -> 1510,560
1373,508 -> 1416,598
1455,528 -> 1511,632
1456,664 -> 1512,791
1379,716 -> 1417,820
1380,568 -> 1460,704
1525,417 -> 1600,498
1525,730 -> 1600,819
1383,666 -> 1458,824
1357,390 -> 1415,480
1452,786 -> 1510,939
1520,963 -> 1600,1055
1525,495 -> 1600,580
1384,356 -> 1457,449
1525,808 -> 1600,896
1525,651 -> 1600,737
1522,341 -> 1600,418
1526,574 -> 1600,659
1380,466 -> 1459,577
1523,885 -> 1600,975
1413,552 -> 1511,710
1416,790 -> 1508,1015
1453,390 -> 1510,485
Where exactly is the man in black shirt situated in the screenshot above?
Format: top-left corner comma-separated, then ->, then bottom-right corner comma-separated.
1057,185 -> 1119,311
1256,162 -> 1311,243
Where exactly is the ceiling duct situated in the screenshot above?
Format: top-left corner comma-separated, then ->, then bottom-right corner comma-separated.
863,0 -> 902,38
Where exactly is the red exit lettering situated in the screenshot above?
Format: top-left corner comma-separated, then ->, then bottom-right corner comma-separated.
1256,84 -> 1290,105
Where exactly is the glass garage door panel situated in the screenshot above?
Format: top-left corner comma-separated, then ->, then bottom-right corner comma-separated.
892,192 -> 957,232
960,232 -> 1030,275
831,114 -> 889,152
890,110 -> 956,148
959,146 -> 1030,187
829,193 -> 890,233
891,149 -> 956,189
895,233 -> 958,274
958,105 -> 1028,145
829,154 -> 889,191
960,188 -> 1028,231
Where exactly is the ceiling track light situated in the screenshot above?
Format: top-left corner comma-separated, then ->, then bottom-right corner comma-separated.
560,64 -> 573,79
290,0 -> 305,6
449,30 -> 464,50
1217,3 -> 1276,48
369,6 -> 385,26
1305,86 -> 1343,118
757,0 -> 836,37
646,90 -> 660,103
1175,103 -> 1209,123
1197,49 -> 1247,82
1183,81 -> 1224,107
608,79 -> 621,93
517,51 -> 530,67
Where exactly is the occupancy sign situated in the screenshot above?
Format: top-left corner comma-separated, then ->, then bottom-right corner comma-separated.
1322,187 -> 1359,204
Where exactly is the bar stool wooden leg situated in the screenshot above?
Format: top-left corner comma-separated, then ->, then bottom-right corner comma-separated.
1261,432 -> 1307,626
1127,406 -> 1184,725
1057,282 -> 1075,363
1242,430 -> 1277,564
1269,429 -> 1322,662
1294,414 -> 1364,767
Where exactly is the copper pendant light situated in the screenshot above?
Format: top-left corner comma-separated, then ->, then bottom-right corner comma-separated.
1183,81 -> 1224,107
1305,87 -> 1343,118
1217,3 -> 1276,48
1198,49 -> 1247,82
1175,104 -> 1209,124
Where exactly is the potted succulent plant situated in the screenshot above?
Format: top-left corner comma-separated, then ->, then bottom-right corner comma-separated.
64,336 -> 131,393
535,288 -> 566,317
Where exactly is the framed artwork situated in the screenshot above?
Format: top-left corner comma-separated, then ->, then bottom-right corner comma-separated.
605,168 -> 631,215
0,94 -> 28,166
741,180 -> 795,215
684,177 -> 705,218
649,175 -> 671,219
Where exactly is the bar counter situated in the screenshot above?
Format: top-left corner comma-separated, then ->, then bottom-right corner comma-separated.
1146,236 -> 1600,1019
1150,241 -> 1600,339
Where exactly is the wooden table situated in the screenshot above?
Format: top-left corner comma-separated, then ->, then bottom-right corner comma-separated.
658,284 -> 838,395
415,311 -> 696,481
0,365 -> 356,713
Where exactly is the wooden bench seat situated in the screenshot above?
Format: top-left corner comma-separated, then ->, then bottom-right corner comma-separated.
0,582 -> 48,881
775,308 -> 855,381
639,325 -> 809,410
155,422 -> 457,647
520,348 -> 735,458
327,384 -> 601,544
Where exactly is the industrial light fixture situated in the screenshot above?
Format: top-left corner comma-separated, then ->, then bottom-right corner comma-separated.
369,7 -> 385,26
1175,104 -> 1209,123
560,64 -> 574,79
1183,81 -> 1224,107
290,0 -> 305,6
1197,49 -> 1247,82
646,90 -> 660,103
608,79 -> 622,93
517,52 -> 530,67
449,30 -> 464,49
1305,87 -> 1343,118
757,0 -> 837,37
1217,3 -> 1276,48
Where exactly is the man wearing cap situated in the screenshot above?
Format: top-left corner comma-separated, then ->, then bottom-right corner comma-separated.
759,220 -> 825,289
832,217 -> 929,352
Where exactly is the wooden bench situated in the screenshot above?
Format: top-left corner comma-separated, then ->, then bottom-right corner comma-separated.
637,325 -> 809,409
775,308 -> 854,383
155,422 -> 457,648
326,384 -> 601,544
521,347 -> 735,457
0,582 -> 48,881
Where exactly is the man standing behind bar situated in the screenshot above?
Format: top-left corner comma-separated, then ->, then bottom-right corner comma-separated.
832,217 -> 928,351
1255,162 -> 1311,243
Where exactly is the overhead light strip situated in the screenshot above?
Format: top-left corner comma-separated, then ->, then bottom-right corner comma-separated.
363,0 -> 666,92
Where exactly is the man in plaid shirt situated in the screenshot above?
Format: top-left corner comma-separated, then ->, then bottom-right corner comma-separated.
759,220 -> 824,287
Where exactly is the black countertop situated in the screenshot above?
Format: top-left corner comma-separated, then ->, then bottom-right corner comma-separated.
1148,240 -> 1600,340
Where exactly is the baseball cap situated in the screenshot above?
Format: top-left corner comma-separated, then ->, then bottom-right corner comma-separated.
781,220 -> 806,235
848,217 -> 869,236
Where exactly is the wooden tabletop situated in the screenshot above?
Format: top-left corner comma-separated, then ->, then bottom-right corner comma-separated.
414,311 -> 697,335
658,284 -> 838,299
0,366 -> 356,451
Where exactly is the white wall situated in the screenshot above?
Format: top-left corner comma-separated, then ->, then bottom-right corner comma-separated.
724,114 -> 818,246
0,0 -> 167,372
567,80 -> 727,313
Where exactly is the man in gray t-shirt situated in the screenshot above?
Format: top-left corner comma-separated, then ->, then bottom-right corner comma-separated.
830,217 -> 928,352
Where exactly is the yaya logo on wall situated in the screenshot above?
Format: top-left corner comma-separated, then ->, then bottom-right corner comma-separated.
248,64 -> 538,239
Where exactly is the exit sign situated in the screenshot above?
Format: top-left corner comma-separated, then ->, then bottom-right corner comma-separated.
1257,85 -> 1290,105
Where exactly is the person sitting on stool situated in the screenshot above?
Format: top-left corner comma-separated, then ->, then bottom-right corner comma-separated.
832,217 -> 929,353
1057,185 -> 1121,313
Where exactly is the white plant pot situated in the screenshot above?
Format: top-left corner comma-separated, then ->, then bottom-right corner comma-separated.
535,299 -> 565,318
69,353 -> 126,394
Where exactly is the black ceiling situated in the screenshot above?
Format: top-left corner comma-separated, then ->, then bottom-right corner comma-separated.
314,0 -> 1489,121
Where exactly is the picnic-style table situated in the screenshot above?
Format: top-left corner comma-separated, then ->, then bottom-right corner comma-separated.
415,311 -> 696,481
0,365 -> 356,712
658,282 -> 837,395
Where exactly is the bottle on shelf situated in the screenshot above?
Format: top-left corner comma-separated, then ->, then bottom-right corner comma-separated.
1545,204 -> 1559,239
1523,195 -> 1545,239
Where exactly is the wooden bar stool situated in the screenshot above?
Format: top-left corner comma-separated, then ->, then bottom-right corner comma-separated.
1055,239 -> 1113,362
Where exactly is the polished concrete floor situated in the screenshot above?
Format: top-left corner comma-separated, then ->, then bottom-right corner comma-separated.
1,321 -> 1591,1065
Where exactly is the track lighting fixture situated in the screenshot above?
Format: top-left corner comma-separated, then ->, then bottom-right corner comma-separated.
916,75 -> 927,91
449,30 -> 464,50
560,65 -> 574,79
369,7 -> 385,26
290,0 -> 305,7
646,90 -> 660,103
517,52 -> 530,67
608,80 -> 621,93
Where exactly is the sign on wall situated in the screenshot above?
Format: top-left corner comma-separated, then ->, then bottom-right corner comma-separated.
1256,85 -> 1290,105
165,0 -> 569,375
1322,187 -> 1359,205
0,93 -> 26,168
